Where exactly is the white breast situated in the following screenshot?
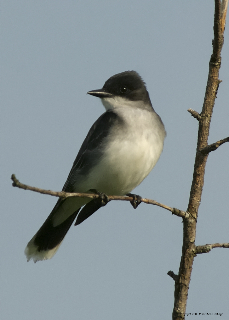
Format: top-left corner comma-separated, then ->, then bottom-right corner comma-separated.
78,106 -> 166,195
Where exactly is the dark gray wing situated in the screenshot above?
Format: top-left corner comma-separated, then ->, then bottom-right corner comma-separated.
61,110 -> 125,225
28,111 -> 126,254
63,109 -> 124,192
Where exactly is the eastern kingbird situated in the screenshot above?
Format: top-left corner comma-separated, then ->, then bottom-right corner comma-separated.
25,71 -> 166,262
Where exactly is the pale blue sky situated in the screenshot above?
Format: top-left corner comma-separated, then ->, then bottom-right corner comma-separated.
1,1 -> 229,319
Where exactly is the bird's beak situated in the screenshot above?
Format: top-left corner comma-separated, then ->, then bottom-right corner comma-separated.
87,89 -> 113,98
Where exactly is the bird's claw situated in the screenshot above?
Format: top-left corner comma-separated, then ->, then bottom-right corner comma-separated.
89,189 -> 110,206
126,193 -> 142,209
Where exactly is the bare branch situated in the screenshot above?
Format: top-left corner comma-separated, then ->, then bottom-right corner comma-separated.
187,109 -> 201,121
173,2 -> 228,319
195,243 -> 229,254
200,137 -> 229,154
11,174 -> 188,219
220,0 -> 229,32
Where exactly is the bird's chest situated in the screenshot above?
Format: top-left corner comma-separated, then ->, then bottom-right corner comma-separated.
95,119 -> 162,194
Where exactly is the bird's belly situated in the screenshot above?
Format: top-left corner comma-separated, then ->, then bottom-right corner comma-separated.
83,133 -> 163,195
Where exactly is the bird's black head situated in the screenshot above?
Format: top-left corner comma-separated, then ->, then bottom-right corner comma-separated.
88,71 -> 152,105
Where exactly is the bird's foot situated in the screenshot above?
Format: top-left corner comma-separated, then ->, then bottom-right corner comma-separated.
126,193 -> 142,209
89,189 -> 110,206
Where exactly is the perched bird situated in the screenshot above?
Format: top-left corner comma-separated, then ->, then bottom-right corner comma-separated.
25,71 -> 166,262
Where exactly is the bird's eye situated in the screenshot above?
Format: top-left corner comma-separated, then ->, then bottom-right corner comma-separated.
120,86 -> 127,94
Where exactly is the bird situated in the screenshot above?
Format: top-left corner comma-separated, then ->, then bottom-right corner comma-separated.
25,70 -> 166,262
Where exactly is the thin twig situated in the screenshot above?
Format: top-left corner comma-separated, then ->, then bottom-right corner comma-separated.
187,109 -> 201,121
168,271 -> 179,282
200,137 -> 229,154
195,243 -> 229,254
11,174 -> 188,219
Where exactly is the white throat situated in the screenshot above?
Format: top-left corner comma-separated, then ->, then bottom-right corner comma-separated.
101,96 -> 142,111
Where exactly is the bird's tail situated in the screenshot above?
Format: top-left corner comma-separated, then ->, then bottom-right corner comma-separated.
25,197 -> 89,262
